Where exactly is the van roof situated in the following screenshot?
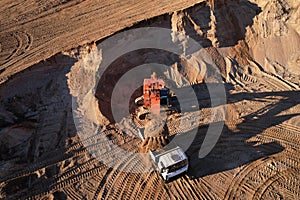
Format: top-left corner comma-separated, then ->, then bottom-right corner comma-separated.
159,147 -> 187,167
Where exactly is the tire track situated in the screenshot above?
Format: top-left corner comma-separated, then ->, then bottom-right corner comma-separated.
103,153 -> 144,200
93,143 -> 141,200
54,158 -> 99,183
224,156 -> 276,199
225,150 -> 300,200
49,164 -> 109,193
252,169 -> 300,200
277,123 -> 300,134
92,168 -> 113,200
1,132 -> 127,183
175,176 -> 202,199
64,185 -> 82,200
239,123 -> 300,149
24,164 -> 109,199
3,132 -> 136,198
133,171 -> 163,200
0,31 -> 33,66
262,74 -> 292,91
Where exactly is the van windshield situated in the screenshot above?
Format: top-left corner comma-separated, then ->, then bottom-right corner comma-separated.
167,159 -> 188,173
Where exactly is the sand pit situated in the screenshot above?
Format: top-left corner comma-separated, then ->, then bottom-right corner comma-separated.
0,0 -> 299,199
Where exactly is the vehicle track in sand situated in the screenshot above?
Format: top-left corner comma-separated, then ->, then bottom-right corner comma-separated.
0,0 -> 205,83
2,112 -> 299,199
223,123 -> 300,199
253,169 -> 300,199
0,130 -> 125,183
1,3 -> 299,196
91,137 -> 146,200
2,87 -> 299,199
225,158 -> 300,200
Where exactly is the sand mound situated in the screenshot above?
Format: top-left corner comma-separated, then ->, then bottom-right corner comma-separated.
140,135 -> 169,153
0,0 -> 299,199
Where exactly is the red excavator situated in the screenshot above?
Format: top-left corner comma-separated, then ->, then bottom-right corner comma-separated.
143,72 -> 169,115
135,72 -> 174,119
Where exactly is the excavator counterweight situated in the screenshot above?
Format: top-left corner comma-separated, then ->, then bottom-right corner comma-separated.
142,73 -> 169,115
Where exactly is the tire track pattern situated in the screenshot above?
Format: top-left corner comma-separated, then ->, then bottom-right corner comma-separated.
1,107 -> 299,199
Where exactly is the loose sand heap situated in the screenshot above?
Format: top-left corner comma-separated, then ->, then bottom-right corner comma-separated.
140,136 -> 169,153
0,0 -> 299,199
140,115 -> 170,152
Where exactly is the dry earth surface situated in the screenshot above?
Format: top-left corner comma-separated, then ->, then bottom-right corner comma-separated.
0,0 -> 300,199
0,0 -> 203,84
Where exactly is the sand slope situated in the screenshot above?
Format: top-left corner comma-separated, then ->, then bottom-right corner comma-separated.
0,0 -> 204,83
0,0 -> 299,199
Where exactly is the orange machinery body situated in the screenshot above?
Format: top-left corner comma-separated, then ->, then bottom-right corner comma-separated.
143,78 -> 165,115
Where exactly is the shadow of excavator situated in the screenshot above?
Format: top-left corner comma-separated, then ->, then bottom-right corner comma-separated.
183,90 -> 299,178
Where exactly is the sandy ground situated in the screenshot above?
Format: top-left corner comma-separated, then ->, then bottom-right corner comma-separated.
0,0 -> 299,199
0,0 -> 203,84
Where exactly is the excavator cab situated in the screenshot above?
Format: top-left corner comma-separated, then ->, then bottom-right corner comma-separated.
135,72 -> 176,120
142,73 -> 170,115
